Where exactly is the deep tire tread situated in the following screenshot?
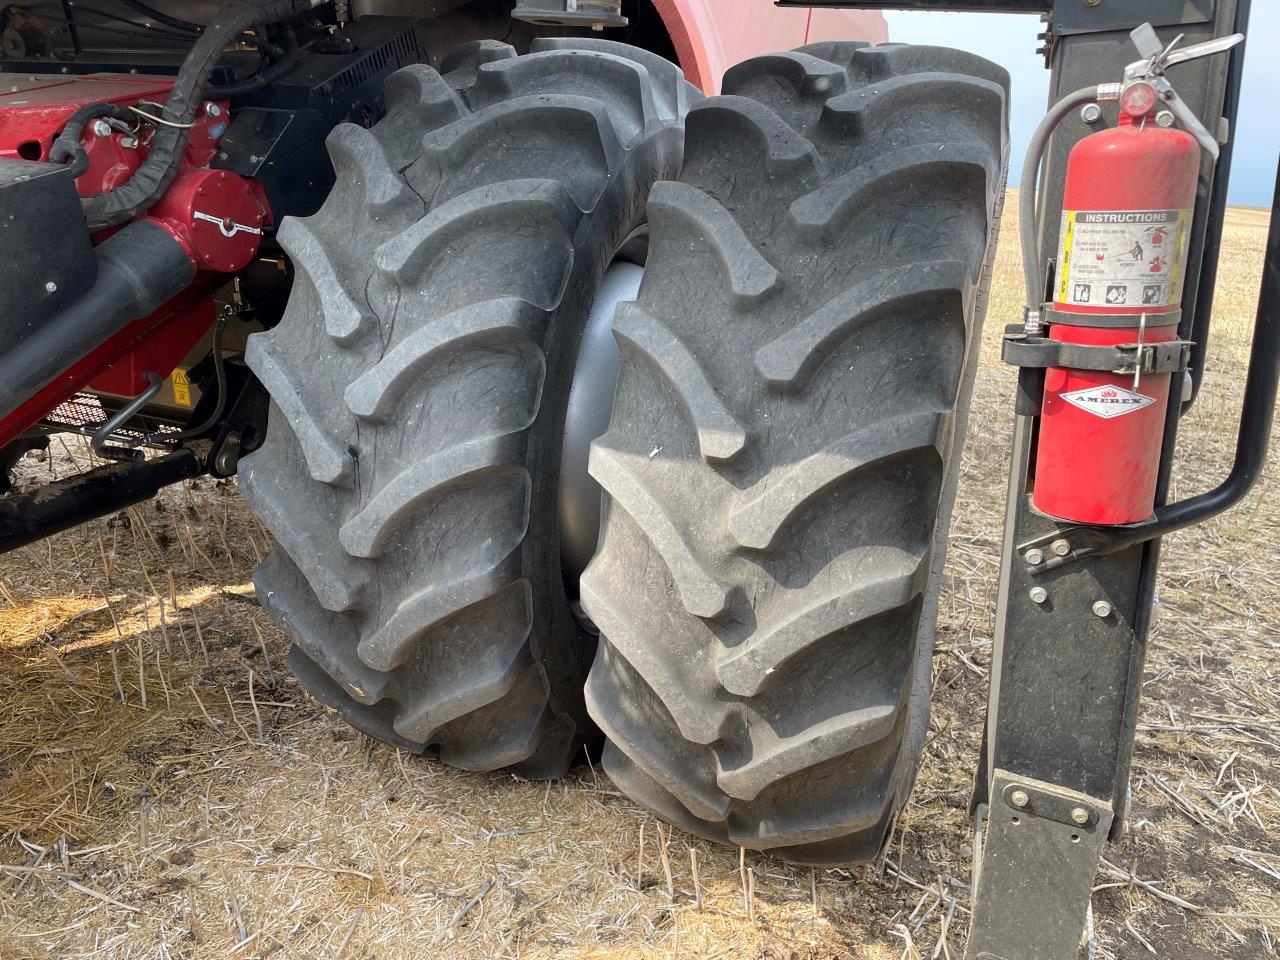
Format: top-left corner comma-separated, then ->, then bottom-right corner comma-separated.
242,42 -> 689,778
585,43 -> 1008,862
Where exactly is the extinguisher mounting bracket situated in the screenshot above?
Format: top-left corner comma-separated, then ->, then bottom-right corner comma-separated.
1002,326 -> 1193,377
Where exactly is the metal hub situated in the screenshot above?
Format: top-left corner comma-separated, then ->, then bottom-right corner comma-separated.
558,258 -> 643,587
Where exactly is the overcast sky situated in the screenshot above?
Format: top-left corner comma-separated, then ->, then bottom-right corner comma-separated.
885,8 -> 1279,207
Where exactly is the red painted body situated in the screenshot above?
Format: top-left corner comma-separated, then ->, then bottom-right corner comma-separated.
0,75 -> 267,447
1034,117 -> 1201,525
0,74 -> 178,165
2,284 -> 221,443
147,166 -> 266,273
652,0 -> 886,92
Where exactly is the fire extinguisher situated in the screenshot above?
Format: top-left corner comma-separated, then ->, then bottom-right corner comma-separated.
1011,25 -> 1244,526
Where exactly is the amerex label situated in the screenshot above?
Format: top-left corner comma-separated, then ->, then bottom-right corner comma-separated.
1061,384 -> 1157,419
1057,209 -> 1190,310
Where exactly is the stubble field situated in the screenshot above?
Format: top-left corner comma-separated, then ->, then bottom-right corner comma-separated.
1,200 -> 1276,959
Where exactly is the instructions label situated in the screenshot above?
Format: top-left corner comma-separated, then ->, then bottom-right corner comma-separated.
1057,209 -> 1190,310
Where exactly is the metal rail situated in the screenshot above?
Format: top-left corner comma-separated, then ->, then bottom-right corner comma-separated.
0,448 -> 205,555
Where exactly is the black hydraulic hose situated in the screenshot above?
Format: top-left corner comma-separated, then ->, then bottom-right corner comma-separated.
120,0 -> 204,34
48,103 -> 135,177
78,0 -> 321,231
244,25 -> 286,62
29,8 -> 197,43
1019,85 -> 1101,314
73,3 -> 198,39
207,24 -> 298,98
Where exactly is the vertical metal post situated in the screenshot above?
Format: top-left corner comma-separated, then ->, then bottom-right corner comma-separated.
965,3 -> 1251,958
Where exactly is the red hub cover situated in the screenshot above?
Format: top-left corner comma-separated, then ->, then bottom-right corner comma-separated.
147,167 -> 265,273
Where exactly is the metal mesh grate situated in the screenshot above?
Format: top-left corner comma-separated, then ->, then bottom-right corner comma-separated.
42,393 -> 183,445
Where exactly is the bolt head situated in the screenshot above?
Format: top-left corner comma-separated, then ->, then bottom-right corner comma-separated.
1080,103 -> 1103,124
1051,539 -> 1071,557
1029,586 -> 1048,605
1071,807 -> 1091,825
44,280 -> 57,294
120,136 -> 138,149
1093,600 -> 1113,618
92,119 -> 112,137
205,102 -> 222,118
1025,548 -> 1045,565
1010,790 -> 1030,809
1156,110 -> 1175,128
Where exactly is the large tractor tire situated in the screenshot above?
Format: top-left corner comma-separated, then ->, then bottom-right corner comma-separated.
240,38 -> 695,778
582,43 -> 1009,862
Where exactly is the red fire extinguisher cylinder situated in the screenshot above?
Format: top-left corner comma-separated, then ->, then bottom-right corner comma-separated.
1033,94 -> 1201,526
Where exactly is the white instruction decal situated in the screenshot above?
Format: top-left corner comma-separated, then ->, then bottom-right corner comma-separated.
1061,384 -> 1157,419
1057,209 -> 1189,310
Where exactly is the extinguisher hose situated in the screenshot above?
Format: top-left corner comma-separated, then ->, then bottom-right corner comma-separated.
1020,85 -> 1103,313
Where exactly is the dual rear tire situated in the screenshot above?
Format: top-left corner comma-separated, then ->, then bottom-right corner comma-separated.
243,37 -> 1008,863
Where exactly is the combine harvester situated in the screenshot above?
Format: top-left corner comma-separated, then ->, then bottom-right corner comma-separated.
0,1 -> 1270,955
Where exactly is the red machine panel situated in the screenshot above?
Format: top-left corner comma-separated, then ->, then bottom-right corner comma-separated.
0,73 -> 270,444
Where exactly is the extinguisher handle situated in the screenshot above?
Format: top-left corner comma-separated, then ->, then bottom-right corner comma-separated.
1021,158 -> 1280,574
1125,24 -> 1245,160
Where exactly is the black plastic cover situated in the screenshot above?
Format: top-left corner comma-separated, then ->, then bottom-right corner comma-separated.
0,158 -> 96,345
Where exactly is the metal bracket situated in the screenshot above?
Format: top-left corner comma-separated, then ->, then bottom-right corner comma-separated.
512,1 -> 627,28
1052,0 -> 1214,37
1002,327 -> 1192,376
90,371 -> 164,463
966,771 -> 1114,960
207,360 -> 268,479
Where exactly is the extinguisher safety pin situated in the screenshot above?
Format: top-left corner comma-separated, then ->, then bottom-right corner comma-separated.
1133,312 -> 1148,391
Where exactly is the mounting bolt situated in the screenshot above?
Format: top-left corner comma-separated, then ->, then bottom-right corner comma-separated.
1155,110 -> 1175,128
1051,539 -> 1071,557
92,119 -> 112,137
44,280 -> 57,293
1029,586 -> 1048,605
1071,807 -> 1091,825
205,102 -> 222,118
1080,103 -> 1103,124
1093,600 -> 1113,618
1010,790 -> 1030,809
1025,548 -> 1045,565
120,136 -> 138,149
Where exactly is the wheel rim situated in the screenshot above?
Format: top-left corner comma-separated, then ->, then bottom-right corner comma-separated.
558,258 -> 644,589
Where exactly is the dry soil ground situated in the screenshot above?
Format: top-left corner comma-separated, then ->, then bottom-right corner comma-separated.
1,201 -> 1277,959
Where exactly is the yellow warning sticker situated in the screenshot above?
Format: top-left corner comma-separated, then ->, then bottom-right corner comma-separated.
172,368 -> 193,407
1056,209 -> 1190,309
